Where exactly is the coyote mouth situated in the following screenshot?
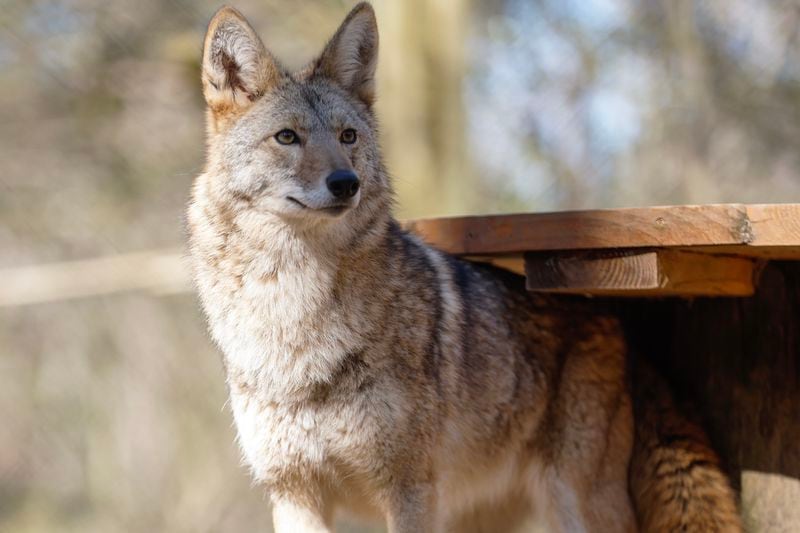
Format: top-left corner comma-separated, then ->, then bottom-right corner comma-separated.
286,196 -> 352,216
286,196 -> 308,208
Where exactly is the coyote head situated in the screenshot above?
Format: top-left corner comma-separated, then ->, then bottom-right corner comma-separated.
200,3 -> 389,227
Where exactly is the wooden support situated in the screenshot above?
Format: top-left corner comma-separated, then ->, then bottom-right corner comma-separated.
464,254 -> 526,276
524,250 -> 756,296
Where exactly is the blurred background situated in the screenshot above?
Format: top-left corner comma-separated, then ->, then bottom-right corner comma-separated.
2,0 -> 800,531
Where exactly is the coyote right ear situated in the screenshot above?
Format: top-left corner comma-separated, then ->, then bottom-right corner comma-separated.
201,6 -> 281,116
312,2 -> 379,108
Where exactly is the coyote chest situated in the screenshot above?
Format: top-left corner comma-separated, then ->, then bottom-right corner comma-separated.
196,254 -> 399,491
228,385 -> 392,491
199,249 -> 359,386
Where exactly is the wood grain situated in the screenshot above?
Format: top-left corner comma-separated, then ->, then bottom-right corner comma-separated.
746,204 -> 800,246
404,203 -> 800,258
524,250 -> 755,296
525,251 -> 659,292
463,254 -> 526,276
657,250 -> 755,296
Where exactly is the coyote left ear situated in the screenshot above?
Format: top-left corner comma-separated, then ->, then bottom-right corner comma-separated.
202,6 -> 281,116
313,2 -> 379,108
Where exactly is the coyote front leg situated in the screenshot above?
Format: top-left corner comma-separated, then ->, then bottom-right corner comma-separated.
386,484 -> 441,533
271,495 -> 332,533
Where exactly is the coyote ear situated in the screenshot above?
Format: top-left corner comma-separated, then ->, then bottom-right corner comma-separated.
313,2 -> 378,108
201,6 -> 281,115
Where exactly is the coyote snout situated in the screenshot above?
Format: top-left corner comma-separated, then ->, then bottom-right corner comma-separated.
286,168 -> 360,217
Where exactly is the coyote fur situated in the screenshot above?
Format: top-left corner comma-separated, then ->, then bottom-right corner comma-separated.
187,3 -> 742,531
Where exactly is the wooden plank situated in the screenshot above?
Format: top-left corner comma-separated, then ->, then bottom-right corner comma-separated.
746,204 -> 800,246
405,204 -> 751,255
656,250 -> 755,296
684,246 -> 800,260
524,250 -> 755,296
404,204 -> 800,257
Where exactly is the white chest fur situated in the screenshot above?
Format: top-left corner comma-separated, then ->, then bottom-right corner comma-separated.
228,386 -> 395,487
197,246 -> 357,392
193,242 -> 397,487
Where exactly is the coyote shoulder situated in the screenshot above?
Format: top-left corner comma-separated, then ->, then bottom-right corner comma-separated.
187,3 -> 742,531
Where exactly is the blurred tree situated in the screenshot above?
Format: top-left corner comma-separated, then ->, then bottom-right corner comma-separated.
467,0 -> 800,211
376,0 -> 476,217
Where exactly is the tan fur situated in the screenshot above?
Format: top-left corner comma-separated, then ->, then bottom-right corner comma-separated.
629,360 -> 742,532
187,4 -> 742,532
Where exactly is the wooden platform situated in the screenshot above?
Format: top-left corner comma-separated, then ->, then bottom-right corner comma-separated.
410,203 -> 800,529
406,203 -> 800,296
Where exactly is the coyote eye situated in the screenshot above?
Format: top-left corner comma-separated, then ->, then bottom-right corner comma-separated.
275,129 -> 298,145
340,129 -> 357,144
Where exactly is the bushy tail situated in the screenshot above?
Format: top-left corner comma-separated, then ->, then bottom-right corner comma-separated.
629,359 -> 742,532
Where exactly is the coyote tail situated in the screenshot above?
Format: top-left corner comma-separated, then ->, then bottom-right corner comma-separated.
629,359 -> 742,532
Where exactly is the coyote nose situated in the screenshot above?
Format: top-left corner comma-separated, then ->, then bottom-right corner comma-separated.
326,170 -> 360,199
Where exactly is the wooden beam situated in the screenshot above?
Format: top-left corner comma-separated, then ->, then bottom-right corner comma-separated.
405,204 -> 750,254
404,204 -> 800,258
524,250 -> 756,297
463,254 -> 526,276
746,204 -> 800,246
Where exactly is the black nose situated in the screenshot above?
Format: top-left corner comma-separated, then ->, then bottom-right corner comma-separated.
326,170 -> 360,199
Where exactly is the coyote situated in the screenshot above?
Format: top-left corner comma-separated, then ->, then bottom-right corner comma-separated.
187,3 -> 742,531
